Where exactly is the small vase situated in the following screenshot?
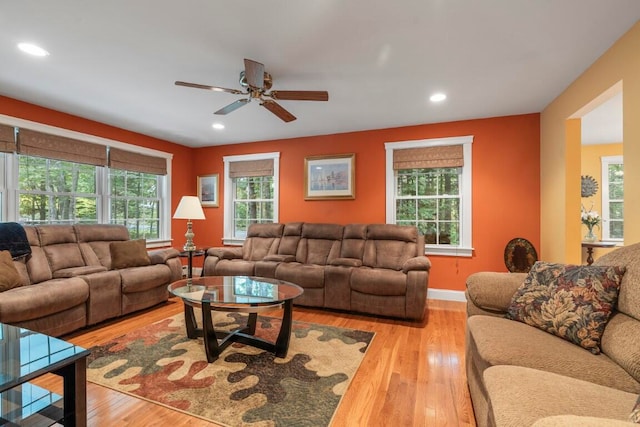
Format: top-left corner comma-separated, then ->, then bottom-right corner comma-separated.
584,226 -> 597,242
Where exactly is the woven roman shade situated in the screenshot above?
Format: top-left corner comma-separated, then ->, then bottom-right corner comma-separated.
393,145 -> 463,170
17,129 -> 107,166
0,124 -> 15,153
229,159 -> 274,177
109,147 -> 167,175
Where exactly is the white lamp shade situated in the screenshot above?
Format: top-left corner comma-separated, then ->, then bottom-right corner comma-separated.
173,196 -> 206,220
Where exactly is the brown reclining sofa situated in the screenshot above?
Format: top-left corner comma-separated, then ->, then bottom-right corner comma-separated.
203,222 -> 431,320
0,224 -> 182,336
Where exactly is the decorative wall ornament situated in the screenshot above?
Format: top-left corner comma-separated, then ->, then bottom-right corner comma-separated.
197,174 -> 219,207
581,175 -> 599,197
304,153 -> 355,200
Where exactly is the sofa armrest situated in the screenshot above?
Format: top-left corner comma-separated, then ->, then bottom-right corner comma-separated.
207,247 -> 243,260
148,248 -> 180,264
402,256 -> 431,273
263,254 -> 296,262
330,257 -> 363,267
466,272 -> 526,314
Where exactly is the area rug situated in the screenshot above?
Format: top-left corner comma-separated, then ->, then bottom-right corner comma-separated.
86,312 -> 375,426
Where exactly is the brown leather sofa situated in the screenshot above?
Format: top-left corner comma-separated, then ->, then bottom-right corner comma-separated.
203,222 -> 431,320
465,243 -> 640,426
0,224 -> 182,336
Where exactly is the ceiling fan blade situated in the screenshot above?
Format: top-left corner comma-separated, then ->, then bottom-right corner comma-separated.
175,81 -> 244,95
244,58 -> 265,89
261,100 -> 296,122
269,90 -> 329,101
214,99 -> 250,115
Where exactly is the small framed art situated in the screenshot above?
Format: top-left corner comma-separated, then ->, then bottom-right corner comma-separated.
304,153 -> 355,200
197,174 -> 219,207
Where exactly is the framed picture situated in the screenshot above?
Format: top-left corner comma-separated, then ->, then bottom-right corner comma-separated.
197,174 -> 219,207
304,153 -> 355,200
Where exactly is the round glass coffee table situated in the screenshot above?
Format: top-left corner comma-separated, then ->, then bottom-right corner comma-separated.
168,276 -> 303,362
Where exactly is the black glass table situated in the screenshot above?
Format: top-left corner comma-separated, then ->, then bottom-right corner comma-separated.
0,323 -> 89,426
168,276 -> 304,362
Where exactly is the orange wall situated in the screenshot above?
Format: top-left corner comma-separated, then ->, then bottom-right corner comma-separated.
194,113 -> 541,292
0,96 -> 195,237
1,95 -> 540,292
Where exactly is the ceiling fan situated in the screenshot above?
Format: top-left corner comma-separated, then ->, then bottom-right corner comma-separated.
175,58 -> 329,123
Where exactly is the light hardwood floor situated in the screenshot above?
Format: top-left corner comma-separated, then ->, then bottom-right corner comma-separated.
34,298 -> 476,426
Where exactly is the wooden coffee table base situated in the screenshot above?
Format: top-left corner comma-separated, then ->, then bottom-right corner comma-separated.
182,300 -> 294,362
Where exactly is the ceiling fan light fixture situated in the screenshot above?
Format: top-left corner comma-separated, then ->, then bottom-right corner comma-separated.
212,123 -> 225,130
430,93 -> 447,102
17,42 -> 49,57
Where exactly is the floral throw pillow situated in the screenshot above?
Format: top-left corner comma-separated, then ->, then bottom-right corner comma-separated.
630,395 -> 640,423
506,261 -> 625,354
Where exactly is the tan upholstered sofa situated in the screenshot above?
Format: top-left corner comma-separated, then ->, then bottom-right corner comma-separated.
0,224 -> 182,337
465,243 -> 640,426
203,222 -> 431,320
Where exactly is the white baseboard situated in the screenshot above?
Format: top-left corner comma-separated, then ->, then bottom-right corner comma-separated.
427,288 -> 467,302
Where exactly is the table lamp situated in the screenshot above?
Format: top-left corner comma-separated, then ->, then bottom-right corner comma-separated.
173,196 -> 206,278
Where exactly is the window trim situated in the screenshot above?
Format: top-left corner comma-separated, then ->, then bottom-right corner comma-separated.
601,155 -> 623,242
222,152 -> 280,246
385,135 -> 474,257
0,114 -> 173,247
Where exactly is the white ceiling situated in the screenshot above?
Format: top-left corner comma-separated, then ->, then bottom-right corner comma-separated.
581,92 -> 623,145
1,1 -> 638,148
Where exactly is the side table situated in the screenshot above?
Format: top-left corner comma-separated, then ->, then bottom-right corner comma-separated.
581,241 -> 617,265
178,249 -> 206,278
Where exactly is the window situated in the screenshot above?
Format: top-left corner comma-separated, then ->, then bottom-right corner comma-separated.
109,169 -> 162,239
18,155 -> 98,224
385,136 -> 473,256
0,116 -> 172,245
223,152 -> 280,245
601,155 -> 623,240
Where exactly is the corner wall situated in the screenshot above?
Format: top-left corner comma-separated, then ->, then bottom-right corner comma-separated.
194,113 -> 540,292
540,21 -> 640,262
0,96 -> 195,239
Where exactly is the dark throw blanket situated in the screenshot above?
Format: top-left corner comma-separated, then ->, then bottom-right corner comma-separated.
0,222 -> 31,259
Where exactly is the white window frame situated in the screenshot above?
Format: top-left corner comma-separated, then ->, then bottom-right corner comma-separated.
0,114 -> 173,247
222,152 -> 280,245
385,135 -> 473,257
601,155 -> 623,241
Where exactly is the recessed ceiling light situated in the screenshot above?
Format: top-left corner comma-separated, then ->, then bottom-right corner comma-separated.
17,42 -> 50,57
212,123 -> 225,130
430,93 -> 447,102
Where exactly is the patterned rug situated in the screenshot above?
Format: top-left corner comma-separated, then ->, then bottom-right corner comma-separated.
86,311 -> 375,426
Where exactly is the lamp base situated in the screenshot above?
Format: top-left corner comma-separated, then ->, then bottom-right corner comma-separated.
183,220 -> 196,252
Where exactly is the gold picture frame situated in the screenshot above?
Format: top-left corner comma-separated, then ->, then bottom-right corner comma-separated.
304,153 -> 355,200
197,174 -> 219,207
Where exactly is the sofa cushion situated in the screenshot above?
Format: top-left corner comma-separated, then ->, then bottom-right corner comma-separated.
241,223 -> 283,261
119,264 -> 171,294
351,268 -> 407,296
595,241 -> 640,322
53,265 -> 109,278
275,263 -> 326,288
507,261 -> 625,354
110,239 -> 151,269
483,365 -> 638,427
43,243 -> 86,271
630,395 -> 640,423
0,277 -> 89,322
363,224 -> 420,270
602,313 -> 640,385
467,315 -> 640,393
0,250 -> 23,292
